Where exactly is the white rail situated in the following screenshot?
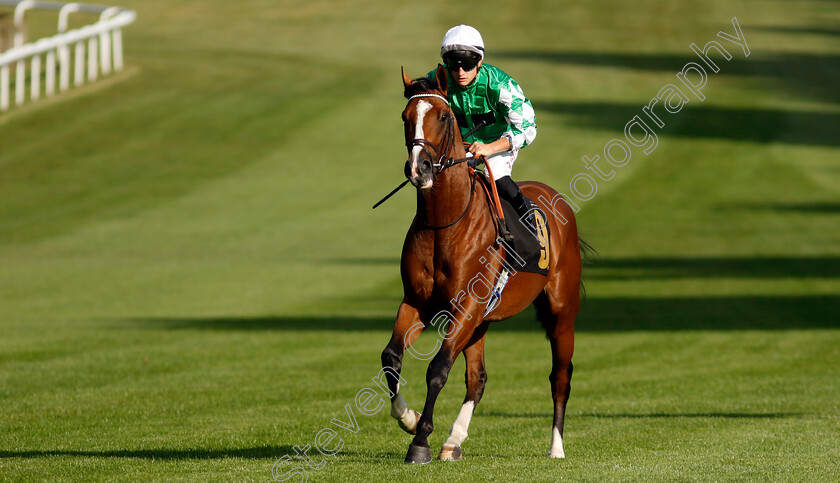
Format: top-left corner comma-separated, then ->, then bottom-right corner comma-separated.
0,0 -> 135,112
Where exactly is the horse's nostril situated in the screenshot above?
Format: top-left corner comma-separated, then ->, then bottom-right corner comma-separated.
405,161 -> 412,178
420,160 -> 432,174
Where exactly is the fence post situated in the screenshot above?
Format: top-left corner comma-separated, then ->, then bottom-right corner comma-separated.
112,25 -> 122,71
87,34 -> 96,81
58,2 -> 80,92
1,64 -> 8,111
73,38 -> 83,85
45,43 -> 55,96
30,38 -> 43,99
99,7 -> 118,75
14,0 -> 35,106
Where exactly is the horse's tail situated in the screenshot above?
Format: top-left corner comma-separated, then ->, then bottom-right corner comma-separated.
578,236 -> 597,302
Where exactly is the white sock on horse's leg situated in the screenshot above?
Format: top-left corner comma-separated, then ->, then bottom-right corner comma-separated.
390,387 -> 407,419
548,426 -> 565,458
444,401 -> 475,447
390,392 -> 419,432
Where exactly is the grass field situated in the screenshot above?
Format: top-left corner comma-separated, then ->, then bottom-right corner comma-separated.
1,0 -> 839,481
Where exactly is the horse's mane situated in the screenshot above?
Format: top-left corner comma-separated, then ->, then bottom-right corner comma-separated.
404,76 -> 440,99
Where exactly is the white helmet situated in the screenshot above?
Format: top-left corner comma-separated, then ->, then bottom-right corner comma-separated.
440,25 -> 485,59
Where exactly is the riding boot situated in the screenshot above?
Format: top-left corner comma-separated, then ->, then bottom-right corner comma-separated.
495,176 -> 536,239
511,191 -> 537,235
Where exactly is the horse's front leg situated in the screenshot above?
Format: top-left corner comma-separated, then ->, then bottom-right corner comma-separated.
380,301 -> 424,434
405,308 -> 480,464
439,322 -> 489,461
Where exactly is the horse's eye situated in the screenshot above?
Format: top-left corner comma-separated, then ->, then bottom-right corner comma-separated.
441,113 -> 450,122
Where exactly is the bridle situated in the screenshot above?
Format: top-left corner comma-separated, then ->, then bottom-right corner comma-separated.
404,92 -> 478,230
405,93 -> 457,174
372,91 -> 482,216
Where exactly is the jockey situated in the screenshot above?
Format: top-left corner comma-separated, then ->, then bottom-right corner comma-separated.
430,24 -> 538,232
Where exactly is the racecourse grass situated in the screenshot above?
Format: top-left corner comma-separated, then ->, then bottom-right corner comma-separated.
1,0 -> 839,481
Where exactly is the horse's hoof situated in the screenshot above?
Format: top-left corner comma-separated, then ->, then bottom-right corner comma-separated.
404,443 -> 432,464
397,410 -> 421,435
548,448 -> 566,459
438,444 -> 462,461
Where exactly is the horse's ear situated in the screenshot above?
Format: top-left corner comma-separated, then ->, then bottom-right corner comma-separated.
435,63 -> 448,96
402,67 -> 413,88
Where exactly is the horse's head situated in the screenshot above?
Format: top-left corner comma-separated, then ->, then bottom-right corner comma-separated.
402,64 -> 454,190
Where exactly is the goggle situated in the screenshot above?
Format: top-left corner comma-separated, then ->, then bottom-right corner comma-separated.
444,55 -> 480,72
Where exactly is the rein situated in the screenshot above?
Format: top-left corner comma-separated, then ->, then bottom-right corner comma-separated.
420,167 -> 479,230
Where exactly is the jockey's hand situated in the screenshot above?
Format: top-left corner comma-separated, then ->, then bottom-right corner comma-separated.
468,137 -> 513,158
468,142 -> 495,158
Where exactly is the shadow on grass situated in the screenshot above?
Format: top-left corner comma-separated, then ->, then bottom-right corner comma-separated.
494,50 -> 840,104
536,100 -> 840,148
578,412 -> 803,419
122,294 -> 839,332
753,25 -> 840,38
0,445 -> 292,460
575,295 -> 839,331
729,202 -> 840,214
482,411 -> 801,419
325,257 -> 400,266
588,256 -> 840,279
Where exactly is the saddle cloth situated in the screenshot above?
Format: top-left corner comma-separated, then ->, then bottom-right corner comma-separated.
483,194 -> 551,317
499,196 -> 551,276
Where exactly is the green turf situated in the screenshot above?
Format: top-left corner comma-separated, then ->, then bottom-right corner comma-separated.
1,0 -> 838,481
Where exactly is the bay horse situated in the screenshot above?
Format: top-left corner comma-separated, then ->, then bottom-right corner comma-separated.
380,64 -> 584,464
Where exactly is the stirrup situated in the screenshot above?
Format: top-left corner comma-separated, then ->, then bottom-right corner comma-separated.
484,268 -> 511,316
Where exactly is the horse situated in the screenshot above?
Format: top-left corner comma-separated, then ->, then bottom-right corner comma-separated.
379,64 -> 585,464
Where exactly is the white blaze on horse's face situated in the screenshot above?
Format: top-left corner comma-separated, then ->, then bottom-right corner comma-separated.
407,100 -> 434,190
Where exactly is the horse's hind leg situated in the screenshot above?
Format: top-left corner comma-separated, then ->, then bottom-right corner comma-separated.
380,301 -> 424,434
535,290 -> 578,458
439,322 -> 489,461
